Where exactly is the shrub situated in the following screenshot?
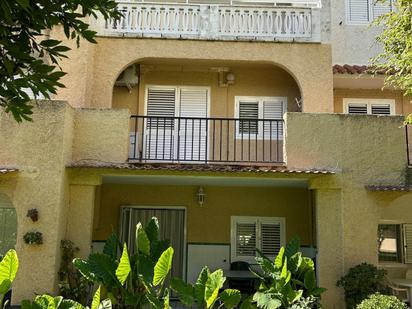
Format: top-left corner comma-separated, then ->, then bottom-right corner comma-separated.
337,263 -> 390,309
356,293 -> 407,309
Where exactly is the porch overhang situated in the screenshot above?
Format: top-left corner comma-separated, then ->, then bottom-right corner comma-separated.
0,167 -> 19,175
365,185 -> 412,192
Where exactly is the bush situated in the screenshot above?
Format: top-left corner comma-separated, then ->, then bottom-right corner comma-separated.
337,263 -> 390,309
356,293 -> 407,309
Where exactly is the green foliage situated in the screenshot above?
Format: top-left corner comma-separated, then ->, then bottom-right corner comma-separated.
337,263 -> 390,309
250,237 -> 325,309
23,231 -> 43,245
356,293 -> 407,309
0,0 -> 121,122
21,287 -> 111,309
171,267 -> 241,309
74,217 -> 173,309
0,249 -> 18,308
58,240 -> 92,304
371,0 -> 412,124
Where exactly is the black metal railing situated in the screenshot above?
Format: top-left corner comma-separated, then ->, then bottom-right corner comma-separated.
129,115 -> 285,164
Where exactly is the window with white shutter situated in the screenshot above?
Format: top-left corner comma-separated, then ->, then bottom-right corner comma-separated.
347,0 -> 395,24
231,216 -> 285,262
344,98 -> 395,115
403,224 -> 412,264
377,223 -> 412,264
235,96 -> 286,140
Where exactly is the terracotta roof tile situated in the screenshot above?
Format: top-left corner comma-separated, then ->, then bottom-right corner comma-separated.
333,64 -> 387,75
0,167 -> 18,174
365,185 -> 412,192
67,161 -> 336,175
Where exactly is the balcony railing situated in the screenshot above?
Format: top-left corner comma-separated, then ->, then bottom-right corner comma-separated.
129,115 -> 284,164
93,1 -> 321,42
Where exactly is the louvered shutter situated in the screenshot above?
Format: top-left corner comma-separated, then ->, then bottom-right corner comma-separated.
348,0 -> 370,23
371,104 -> 391,115
263,99 -> 285,140
236,222 -> 257,258
145,88 -> 176,161
372,0 -> 393,19
178,88 -> 208,162
404,224 -> 412,263
238,101 -> 259,135
260,222 -> 282,257
348,103 -> 368,114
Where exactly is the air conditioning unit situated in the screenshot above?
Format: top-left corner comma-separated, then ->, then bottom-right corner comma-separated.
115,65 -> 139,91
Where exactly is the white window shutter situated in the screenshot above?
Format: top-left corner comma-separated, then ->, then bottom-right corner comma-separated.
145,87 -> 176,160
263,100 -> 284,140
348,0 -> 370,23
371,104 -> 391,115
260,222 -> 282,257
235,222 -> 257,258
348,103 -> 368,114
372,0 -> 393,19
404,224 -> 412,264
179,88 -> 208,161
238,101 -> 259,135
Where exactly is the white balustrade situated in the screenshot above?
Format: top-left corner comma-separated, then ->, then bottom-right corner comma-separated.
94,1 -> 321,42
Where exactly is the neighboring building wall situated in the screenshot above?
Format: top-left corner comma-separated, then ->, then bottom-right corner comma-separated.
93,184 -> 313,245
331,0 -> 382,65
58,38 -> 333,113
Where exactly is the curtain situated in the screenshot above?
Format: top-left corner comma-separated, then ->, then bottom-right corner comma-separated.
119,207 -> 185,278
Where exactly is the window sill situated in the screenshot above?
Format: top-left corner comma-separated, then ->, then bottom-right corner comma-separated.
378,263 -> 408,268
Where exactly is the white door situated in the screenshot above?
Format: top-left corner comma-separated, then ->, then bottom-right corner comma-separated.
144,86 -> 209,162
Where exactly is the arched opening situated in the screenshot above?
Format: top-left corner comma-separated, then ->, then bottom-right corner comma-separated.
112,59 -> 302,164
0,193 -> 17,256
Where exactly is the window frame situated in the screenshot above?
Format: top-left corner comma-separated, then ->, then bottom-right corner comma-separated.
346,0 -> 395,25
230,216 -> 286,263
343,98 -> 396,115
234,96 -> 287,140
378,222 -> 403,264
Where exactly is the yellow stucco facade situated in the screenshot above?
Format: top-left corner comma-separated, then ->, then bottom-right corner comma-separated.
1,11 -> 412,308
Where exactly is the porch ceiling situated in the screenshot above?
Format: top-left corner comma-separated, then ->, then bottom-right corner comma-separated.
102,174 -> 308,188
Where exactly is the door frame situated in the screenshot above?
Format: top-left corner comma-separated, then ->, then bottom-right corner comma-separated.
143,85 -> 211,162
119,205 -> 188,280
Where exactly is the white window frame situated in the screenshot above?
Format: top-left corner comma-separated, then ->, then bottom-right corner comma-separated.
346,0 -> 395,25
343,98 -> 395,115
234,96 -> 287,140
230,216 -> 286,263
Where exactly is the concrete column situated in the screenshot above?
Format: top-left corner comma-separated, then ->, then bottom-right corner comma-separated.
314,188 -> 345,309
66,185 -> 96,258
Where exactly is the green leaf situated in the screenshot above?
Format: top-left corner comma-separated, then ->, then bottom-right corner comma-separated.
0,250 -> 18,287
153,247 -> 174,286
195,267 -> 209,308
239,296 -> 258,309
285,237 -> 300,258
252,292 -> 282,309
88,253 -> 118,287
0,279 -> 11,296
220,289 -> 241,309
103,233 -> 119,258
115,244 -> 131,285
170,278 -> 195,307
288,253 -> 302,273
255,249 -> 277,278
136,223 -> 151,256
91,286 -> 101,309
40,39 -> 61,47
98,299 -> 112,309
163,288 -> 171,309
280,259 -> 288,280
304,270 -> 316,291
312,287 -> 327,297
274,247 -> 285,269
73,258 -> 97,282
145,217 -> 159,242
205,269 -> 225,308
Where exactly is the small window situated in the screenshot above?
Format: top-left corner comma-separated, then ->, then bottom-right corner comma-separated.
235,96 -> 286,140
378,224 -> 402,263
231,216 -> 285,262
347,0 -> 395,25
344,99 -> 395,115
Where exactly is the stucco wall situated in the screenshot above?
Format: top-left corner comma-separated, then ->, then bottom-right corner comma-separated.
331,0 -> 382,65
94,184 -> 314,246
0,101 -> 74,303
57,38 -> 333,113
72,108 -> 130,163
